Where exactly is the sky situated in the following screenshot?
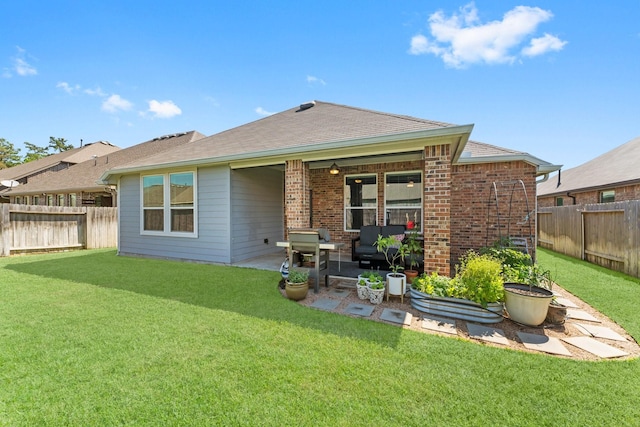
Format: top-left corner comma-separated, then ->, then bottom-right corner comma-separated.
1,1 -> 638,171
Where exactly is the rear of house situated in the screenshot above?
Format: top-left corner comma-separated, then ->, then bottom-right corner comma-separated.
101,101 -> 560,274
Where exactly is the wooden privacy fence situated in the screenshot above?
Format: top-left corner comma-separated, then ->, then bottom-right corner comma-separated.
537,201 -> 640,278
0,204 -> 117,256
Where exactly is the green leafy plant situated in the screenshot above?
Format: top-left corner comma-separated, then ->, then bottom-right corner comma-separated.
481,244 -> 552,290
455,251 -> 504,307
404,231 -> 423,271
368,280 -> 385,290
286,269 -> 309,284
374,234 -> 408,274
411,271 -> 456,297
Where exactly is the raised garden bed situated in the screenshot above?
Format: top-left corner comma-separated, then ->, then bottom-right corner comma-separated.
409,288 -> 504,323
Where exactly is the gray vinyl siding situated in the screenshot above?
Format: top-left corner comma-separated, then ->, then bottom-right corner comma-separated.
118,167 -> 232,263
230,167 -> 284,263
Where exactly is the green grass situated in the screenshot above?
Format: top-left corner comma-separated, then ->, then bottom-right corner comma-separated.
1,248 -> 639,426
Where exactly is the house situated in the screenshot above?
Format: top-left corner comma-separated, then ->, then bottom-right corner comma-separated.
0,141 -> 120,204
6,131 -> 206,207
538,136 -> 640,207
99,101 -> 560,275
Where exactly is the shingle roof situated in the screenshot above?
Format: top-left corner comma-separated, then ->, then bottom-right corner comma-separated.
0,141 -> 119,182
7,131 -> 205,195
108,101 -> 458,170
537,136 -> 640,196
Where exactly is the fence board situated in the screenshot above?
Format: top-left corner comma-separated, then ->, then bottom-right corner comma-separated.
538,201 -> 640,278
0,204 -> 117,255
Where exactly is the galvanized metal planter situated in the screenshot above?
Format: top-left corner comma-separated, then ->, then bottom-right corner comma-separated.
409,288 -> 504,323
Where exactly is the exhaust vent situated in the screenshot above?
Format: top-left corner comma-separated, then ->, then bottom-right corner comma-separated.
297,101 -> 316,112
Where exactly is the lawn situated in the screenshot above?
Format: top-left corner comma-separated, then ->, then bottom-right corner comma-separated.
1,248 -> 639,426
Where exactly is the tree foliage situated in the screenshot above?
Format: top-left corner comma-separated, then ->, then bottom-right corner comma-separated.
23,142 -> 51,163
0,138 -> 22,169
48,136 -> 73,152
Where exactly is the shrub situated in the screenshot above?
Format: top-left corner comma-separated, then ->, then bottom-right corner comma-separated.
455,251 -> 504,307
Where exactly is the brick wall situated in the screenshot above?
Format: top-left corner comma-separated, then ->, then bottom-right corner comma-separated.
451,160 -> 537,268
289,156 -> 537,276
284,160 -> 310,233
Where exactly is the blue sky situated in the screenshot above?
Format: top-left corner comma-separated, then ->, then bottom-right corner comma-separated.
1,1 -> 638,170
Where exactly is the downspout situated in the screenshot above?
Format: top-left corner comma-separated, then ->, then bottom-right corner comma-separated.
535,173 -> 549,184
567,192 -> 576,205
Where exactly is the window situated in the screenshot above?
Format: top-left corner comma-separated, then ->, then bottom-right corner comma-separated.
385,172 -> 422,231
555,197 -> 564,206
142,172 -> 196,235
70,193 -> 77,207
599,190 -> 615,203
24,196 -> 29,205
33,195 -> 40,205
46,195 -> 54,206
57,194 -> 65,206
15,196 -> 21,204
344,174 -> 377,231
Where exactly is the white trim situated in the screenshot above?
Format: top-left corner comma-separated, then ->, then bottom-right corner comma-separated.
140,171 -> 198,238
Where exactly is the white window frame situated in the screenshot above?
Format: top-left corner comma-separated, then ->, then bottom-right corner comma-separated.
57,194 -> 66,206
69,193 -> 77,207
344,173 -> 378,232
140,171 -> 198,237
384,171 -> 423,233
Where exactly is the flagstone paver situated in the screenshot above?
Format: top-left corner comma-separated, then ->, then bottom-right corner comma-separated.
563,336 -> 629,358
466,323 -> 509,346
327,288 -> 351,299
573,323 -> 627,342
310,298 -> 341,311
421,315 -> 457,335
380,308 -> 412,326
554,297 -> 579,308
517,331 -> 572,356
566,309 -> 601,322
344,303 -> 374,317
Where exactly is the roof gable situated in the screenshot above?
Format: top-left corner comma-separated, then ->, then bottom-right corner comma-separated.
538,136 -> 640,196
7,131 -> 205,195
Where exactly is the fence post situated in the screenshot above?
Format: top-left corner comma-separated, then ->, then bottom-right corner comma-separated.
0,204 -> 11,256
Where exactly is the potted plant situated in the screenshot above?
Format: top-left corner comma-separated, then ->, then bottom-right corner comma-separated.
285,269 -> 309,301
367,278 -> 385,305
403,231 -> 423,284
484,245 -> 554,326
356,276 -> 369,300
374,234 -> 408,299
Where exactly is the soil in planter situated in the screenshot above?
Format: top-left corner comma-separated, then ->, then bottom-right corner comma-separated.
506,286 -> 550,297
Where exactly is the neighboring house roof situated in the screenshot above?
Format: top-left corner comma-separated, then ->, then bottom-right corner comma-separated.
0,141 -> 119,183
7,131 -> 206,196
100,101 -> 560,182
538,135 -> 640,196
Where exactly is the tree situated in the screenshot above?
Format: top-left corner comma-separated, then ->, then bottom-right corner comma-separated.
23,142 -> 50,163
48,136 -> 73,152
0,138 -> 22,169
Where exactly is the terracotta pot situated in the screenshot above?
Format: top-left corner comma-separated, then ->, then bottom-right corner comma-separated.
405,270 -> 419,284
285,281 -> 309,301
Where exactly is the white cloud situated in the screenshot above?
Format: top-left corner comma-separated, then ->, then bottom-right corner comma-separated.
522,33 -> 567,56
5,46 -> 37,77
56,81 -> 81,94
84,86 -> 107,97
146,100 -> 182,118
409,3 -> 566,68
102,94 -> 133,113
255,107 -> 275,116
307,75 -> 326,85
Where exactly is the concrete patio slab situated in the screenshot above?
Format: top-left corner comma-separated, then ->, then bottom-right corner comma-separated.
344,303 -> 374,317
563,336 -> 629,358
566,309 -> 601,322
310,298 -> 341,311
517,331 -> 572,356
467,323 -> 509,346
554,297 -> 579,308
573,323 -> 627,342
380,308 -> 412,326
327,288 -> 351,299
421,315 -> 457,335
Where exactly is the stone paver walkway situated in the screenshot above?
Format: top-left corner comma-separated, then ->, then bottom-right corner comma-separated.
297,279 -> 638,360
